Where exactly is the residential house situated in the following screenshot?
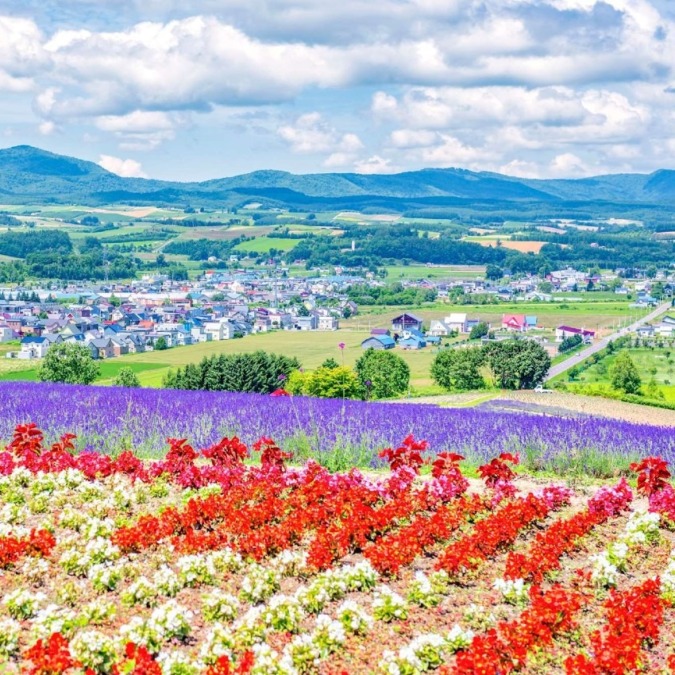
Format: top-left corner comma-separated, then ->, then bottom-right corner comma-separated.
318,316 -> 339,331
391,313 -> 423,333
88,337 -> 116,359
294,315 -> 319,331
18,336 -> 50,359
204,319 -> 235,341
502,314 -> 528,331
0,325 -> 14,342
399,333 -> 427,350
657,316 -> 675,337
555,326 -> 596,342
361,335 -> 396,350
445,313 -> 469,334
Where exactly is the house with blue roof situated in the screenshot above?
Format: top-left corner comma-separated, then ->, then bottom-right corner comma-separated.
361,335 -> 395,350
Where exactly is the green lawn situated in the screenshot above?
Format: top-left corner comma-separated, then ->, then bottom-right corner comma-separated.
234,237 -> 300,253
0,360 -> 166,384
104,330 -> 448,390
383,264 -> 486,280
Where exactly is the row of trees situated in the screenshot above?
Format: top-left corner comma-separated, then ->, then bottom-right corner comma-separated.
34,339 -> 551,398
431,340 -> 551,391
163,352 -> 300,393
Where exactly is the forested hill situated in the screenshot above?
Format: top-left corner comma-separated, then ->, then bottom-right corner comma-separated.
2,145 -> 675,213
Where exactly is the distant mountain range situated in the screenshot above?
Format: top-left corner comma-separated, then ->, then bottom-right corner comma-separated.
1,145 -> 675,215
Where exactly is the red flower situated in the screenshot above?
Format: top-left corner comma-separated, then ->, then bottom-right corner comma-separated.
630,456 -> 671,497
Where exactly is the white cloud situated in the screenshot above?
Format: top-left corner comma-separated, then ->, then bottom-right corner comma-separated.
354,155 -> 401,174
94,110 -> 182,149
38,120 -> 57,135
278,113 -> 364,167
98,154 -> 148,177
1,0 -> 675,177
388,129 -> 438,148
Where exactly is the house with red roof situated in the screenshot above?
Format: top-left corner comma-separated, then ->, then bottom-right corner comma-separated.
555,325 -> 596,342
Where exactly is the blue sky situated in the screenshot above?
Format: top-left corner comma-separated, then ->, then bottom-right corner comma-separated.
0,0 -> 674,181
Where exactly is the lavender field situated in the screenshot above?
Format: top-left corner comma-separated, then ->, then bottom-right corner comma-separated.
0,382 -> 672,474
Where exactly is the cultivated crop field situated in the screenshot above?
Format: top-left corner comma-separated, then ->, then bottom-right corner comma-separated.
2,427 -> 675,673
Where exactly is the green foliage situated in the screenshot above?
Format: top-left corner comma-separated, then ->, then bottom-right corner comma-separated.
320,357 -> 340,369
644,377 -> 664,400
0,229 -> 72,257
113,367 -> 141,388
37,342 -> 100,385
558,334 -> 583,353
485,264 -> 503,281
610,351 -> 642,394
286,366 -> 363,399
469,322 -> 489,340
431,347 -> 486,391
164,351 -> 301,394
483,340 -> 551,389
154,337 -> 168,351
354,348 -> 410,399
347,282 -> 437,306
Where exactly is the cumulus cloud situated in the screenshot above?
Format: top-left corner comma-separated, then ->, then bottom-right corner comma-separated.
95,110 -> 183,149
354,155 -> 401,174
98,154 -> 148,178
278,113 -> 364,167
1,0 -> 675,176
0,16 -> 46,91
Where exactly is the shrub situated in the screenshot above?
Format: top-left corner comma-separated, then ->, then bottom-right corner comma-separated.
287,366 -> 363,399
113,367 -> 141,388
37,343 -> 100,385
431,347 -> 486,391
355,349 -> 410,399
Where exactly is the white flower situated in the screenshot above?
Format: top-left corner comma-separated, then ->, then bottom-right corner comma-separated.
493,578 -> 530,606
70,630 -> 117,672
0,617 -> 21,656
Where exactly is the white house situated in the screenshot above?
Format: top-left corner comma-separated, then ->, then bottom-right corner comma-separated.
0,325 -> 14,342
318,316 -> 339,331
657,316 -> 675,337
18,336 -> 50,359
444,313 -> 469,334
204,319 -> 235,341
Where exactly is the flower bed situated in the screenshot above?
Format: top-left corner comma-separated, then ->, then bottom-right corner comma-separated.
0,383 -> 673,470
1,424 -> 674,673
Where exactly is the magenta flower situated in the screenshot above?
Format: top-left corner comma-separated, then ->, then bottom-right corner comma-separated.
338,342 -> 346,350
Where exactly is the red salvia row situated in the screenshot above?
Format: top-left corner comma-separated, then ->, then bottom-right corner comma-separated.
364,493 -> 487,576
435,491 -> 568,576
440,584 -> 585,675
565,578 -> 670,675
504,480 -> 633,583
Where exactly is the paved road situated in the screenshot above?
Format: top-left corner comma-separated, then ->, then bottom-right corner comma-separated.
545,301 -> 673,381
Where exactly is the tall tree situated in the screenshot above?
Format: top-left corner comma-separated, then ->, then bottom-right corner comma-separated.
431,347 -> 486,391
610,352 -> 642,394
37,343 -> 100,385
354,348 -> 410,399
482,340 -> 551,389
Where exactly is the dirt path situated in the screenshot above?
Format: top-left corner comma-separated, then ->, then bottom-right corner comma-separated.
395,389 -> 675,427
